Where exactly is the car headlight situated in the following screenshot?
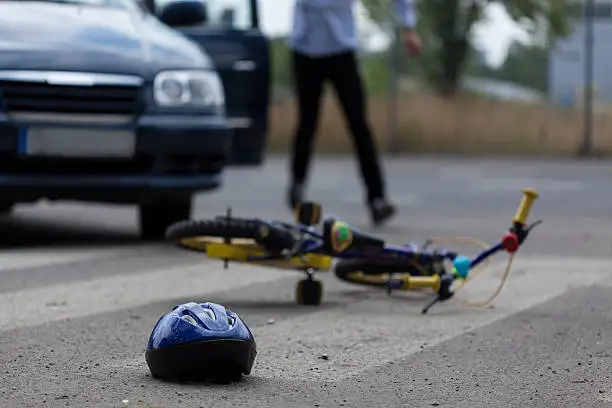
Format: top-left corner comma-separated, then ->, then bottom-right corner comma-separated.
153,70 -> 225,111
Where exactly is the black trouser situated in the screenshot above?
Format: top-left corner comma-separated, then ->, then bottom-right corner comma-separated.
289,50 -> 386,202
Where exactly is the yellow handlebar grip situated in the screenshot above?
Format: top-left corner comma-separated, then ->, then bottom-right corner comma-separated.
513,188 -> 539,225
402,275 -> 440,292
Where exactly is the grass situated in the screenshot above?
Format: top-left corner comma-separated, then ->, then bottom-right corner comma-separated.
266,90 -> 612,156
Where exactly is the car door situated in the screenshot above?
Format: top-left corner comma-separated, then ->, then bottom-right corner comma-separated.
158,0 -> 271,165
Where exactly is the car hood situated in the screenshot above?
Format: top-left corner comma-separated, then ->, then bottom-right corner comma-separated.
0,2 -> 212,78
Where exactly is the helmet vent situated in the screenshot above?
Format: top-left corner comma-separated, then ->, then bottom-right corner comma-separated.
181,315 -> 197,325
202,308 -> 216,321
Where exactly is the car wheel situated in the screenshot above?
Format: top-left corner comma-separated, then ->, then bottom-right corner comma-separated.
139,196 -> 193,240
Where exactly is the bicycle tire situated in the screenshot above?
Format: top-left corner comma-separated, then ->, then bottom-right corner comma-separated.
165,218 -> 296,252
334,259 -> 429,288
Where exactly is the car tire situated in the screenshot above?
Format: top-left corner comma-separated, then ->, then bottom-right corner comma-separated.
139,196 -> 193,240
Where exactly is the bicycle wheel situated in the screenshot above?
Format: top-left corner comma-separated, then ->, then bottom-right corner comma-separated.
165,218 -> 296,253
334,259 -> 425,288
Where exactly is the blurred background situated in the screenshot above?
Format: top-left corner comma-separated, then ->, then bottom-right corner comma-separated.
260,0 -> 609,157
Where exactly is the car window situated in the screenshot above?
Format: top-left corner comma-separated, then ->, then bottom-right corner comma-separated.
155,0 -> 253,30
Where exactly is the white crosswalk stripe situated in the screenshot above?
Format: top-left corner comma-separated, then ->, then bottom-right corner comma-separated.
90,254 -> 611,382
0,246 -> 125,273
251,257 -> 610,382
0,256 -> 288,332
0,245 -> 610,386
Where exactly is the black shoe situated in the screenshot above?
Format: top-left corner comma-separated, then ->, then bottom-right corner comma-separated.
287,182 -> 304,210
369,198 -> 397,226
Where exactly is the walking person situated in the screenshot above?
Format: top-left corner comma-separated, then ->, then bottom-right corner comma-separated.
286,0 -> 422,226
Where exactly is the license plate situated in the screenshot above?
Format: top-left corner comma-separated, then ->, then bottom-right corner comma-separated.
19,126 -> 136,158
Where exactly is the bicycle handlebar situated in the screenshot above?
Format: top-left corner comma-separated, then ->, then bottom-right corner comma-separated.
513,188 -> 539,225
502,188 -> 540,253
419,189 -> 541,314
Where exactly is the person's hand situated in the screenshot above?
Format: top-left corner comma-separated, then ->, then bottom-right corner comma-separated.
401,28 -> 422,57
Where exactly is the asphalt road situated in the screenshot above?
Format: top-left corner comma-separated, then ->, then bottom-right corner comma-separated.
0,155 -> 611,408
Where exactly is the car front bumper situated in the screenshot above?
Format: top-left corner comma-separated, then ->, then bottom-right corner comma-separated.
0,113 -> 233,203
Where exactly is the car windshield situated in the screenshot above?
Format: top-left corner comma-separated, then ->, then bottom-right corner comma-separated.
1,0 -> 136,8
155,0 -> 253,30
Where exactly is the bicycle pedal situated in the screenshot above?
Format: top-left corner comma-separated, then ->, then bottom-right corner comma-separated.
295,202 -> 322,226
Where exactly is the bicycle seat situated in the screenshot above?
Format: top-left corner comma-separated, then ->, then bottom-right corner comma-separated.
322,218 -> 385,253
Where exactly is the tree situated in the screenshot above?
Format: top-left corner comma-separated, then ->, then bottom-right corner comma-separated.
361,0 -> 570,96
470,40 -> 549,92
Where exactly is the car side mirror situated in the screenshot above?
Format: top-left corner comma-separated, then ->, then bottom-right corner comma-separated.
158,0 -> 208,27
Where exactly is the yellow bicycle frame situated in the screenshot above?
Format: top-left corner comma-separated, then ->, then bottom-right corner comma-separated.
205,242 -> 333,271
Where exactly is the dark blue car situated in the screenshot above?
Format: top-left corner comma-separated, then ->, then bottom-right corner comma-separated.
0,0 -> 270,238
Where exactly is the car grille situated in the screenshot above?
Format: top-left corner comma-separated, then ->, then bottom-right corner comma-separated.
0,73 -> 143,116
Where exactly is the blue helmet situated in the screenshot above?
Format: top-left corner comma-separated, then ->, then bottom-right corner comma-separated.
145,301 -> 257,382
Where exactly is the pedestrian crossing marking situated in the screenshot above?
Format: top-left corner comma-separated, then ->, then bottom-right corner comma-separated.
94,256 -> 612,383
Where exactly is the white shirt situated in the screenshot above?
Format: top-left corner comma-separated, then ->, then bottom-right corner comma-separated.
289,0 -> 417,57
